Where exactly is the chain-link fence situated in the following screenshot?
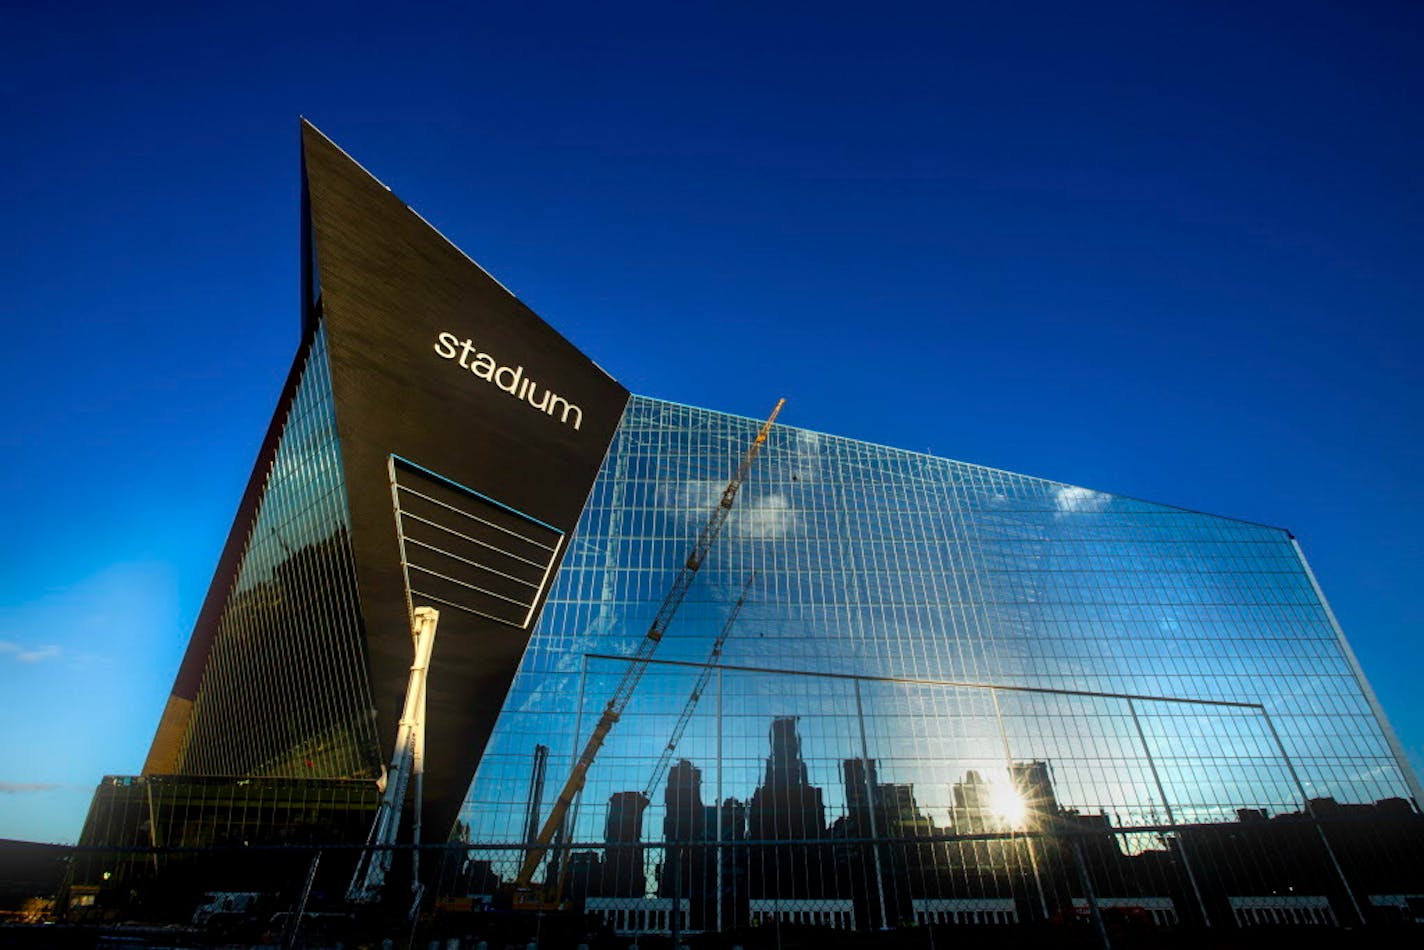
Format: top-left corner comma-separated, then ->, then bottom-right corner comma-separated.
39,808 -> 1422,949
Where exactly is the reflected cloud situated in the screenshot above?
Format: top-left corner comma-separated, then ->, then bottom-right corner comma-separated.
670,480 -> 797,540
735,492 -> 796,539
1054,485 -> 1110,514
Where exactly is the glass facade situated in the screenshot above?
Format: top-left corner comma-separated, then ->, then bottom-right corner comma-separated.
68,774 -> 378,921
176,325 -> 380,781
459,395 -> 1422,931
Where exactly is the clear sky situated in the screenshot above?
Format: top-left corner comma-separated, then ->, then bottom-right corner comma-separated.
1,1 -> 1420,843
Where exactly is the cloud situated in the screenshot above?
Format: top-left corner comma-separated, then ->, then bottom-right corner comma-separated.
789,429 -> 822,481
1053,485 -> 1110,515
669,480 -> 797,540
666,478 -> 724,525
0,641 -> 62,663
0,782 -> 60,794
734,492 -> 797,540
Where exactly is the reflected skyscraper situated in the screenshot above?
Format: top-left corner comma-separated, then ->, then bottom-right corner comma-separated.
1011,760 -> 1059,818
747,717 -> 831,900
602,791 -> 650,898
658,759 -> 717,927
951,771 -> 1001,835
661,759 -> 707,850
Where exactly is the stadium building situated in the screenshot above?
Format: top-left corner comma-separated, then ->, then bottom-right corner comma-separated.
69,121 -> 1423,942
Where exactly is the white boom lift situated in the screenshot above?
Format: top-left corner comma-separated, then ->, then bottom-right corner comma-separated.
347,605 -> 440,907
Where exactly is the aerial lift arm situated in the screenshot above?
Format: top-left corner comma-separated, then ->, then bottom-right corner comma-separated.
347,606 -> 440,904
642,573 -> 755,801
513,399 -> 785,892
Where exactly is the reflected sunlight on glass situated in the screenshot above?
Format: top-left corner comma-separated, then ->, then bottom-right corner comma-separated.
989,782 -> 1029,830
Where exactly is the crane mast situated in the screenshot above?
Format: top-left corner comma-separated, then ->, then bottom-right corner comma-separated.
642,573 -> 754,801
513,399 -> 785,895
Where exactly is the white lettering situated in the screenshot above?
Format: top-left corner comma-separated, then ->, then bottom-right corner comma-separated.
471,352 -> 496,380
457,338 -> 477,368
546,393 -> 583,431
432,330 -> 585,432
494,363 -> 523,394
433,332 -> 459,359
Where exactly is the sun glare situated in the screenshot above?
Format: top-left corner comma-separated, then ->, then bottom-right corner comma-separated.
989,783 -> 1029,829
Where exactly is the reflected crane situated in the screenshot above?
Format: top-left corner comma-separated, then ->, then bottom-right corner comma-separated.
512,399 -> 785,908
642,572 -> 755,802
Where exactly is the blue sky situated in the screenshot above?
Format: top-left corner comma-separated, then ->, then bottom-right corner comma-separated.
1,1 -> 1420,843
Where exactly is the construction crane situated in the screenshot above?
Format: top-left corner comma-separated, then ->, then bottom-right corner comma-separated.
512,399 -> 785,904
347,605 -> 440,909
641,573 -> 755,801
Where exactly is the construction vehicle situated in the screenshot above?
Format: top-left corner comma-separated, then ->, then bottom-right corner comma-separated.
191,890 -> 264,929
511,399 -> 785,909
346,605 -> 440,913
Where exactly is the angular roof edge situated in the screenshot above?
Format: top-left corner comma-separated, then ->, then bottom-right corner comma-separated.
626,393 -> 1294,536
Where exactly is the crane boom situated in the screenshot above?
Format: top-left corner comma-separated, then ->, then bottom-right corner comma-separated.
513,399 -> 785,893
642,573 -> 754,801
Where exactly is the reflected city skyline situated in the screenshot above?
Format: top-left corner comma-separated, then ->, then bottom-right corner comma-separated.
471,714 -> 1424,932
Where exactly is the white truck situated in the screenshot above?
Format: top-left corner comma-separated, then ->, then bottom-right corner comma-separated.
191,890 -> 263,928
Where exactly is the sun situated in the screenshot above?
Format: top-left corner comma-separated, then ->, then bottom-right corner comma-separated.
989,782 -> 1029,829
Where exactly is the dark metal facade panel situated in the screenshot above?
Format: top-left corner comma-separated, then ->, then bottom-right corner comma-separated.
300,120 -> 629,840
